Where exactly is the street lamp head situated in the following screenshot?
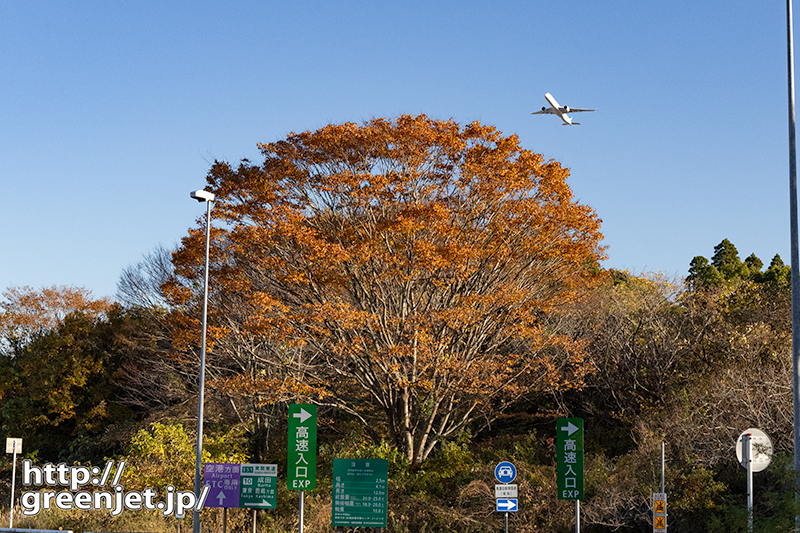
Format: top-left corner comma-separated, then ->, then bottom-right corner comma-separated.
190,189 -> 215,202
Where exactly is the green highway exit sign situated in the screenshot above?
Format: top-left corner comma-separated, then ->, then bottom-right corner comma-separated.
287,404 -> 317,490
556,417 -> 584,500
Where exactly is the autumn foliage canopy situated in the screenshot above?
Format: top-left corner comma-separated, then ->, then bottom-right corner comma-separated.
0,285 -> 111,347
169,115 -> 605,463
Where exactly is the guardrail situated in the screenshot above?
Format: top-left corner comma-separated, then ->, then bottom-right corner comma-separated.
0,528 -> 74,533
0,529 -> 163,533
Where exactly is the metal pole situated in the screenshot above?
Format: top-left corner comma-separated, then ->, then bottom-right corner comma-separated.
787,2 -> 800,531
9,441 -> 17,528
252,509 -> 257,533
746,434 -> 753,533
192,198 -> 213,533
660,442 -> 665,494
299,490 -> 305,533
504,511 -> 508,533
575,500 -> 580,533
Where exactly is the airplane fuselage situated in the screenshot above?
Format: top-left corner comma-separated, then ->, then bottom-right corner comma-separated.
544,93 -> 575,125
532,92 -> 595,125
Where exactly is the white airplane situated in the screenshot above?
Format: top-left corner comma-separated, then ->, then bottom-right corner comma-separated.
531,92 -> 595,125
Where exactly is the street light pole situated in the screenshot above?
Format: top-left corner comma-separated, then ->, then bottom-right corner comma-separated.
190,189 -> 215,533
785,3 -> 800,531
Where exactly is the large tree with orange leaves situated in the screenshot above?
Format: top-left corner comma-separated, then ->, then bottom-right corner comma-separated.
169,115 -> 605,463
0,285 -> 111,349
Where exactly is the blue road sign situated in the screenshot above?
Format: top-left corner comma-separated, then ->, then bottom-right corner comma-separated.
496,499 -> 518,512
494,461 -> 517,484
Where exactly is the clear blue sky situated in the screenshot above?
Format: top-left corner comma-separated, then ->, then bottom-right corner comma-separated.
1,1 -> 794,299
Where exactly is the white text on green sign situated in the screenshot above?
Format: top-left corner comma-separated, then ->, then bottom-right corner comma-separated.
556,417 -> 584,500
240,463 -> 277,508
331,458 -> 388,528
287,404 -> 317,490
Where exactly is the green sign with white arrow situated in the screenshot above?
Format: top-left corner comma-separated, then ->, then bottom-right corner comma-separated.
556,417 -> 584,500
240,463 -> 277,508
287,404 -> 317,491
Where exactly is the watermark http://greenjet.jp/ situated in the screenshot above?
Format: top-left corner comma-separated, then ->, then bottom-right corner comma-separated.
20,460 -> 209,518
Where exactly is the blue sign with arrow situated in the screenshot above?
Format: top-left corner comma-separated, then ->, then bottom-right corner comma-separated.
496,498 -> 518,512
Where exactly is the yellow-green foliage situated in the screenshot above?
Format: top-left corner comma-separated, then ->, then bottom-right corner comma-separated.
120,422 -> 248,492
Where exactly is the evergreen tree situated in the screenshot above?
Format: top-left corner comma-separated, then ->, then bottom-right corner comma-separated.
688,255 -> 723,288
759,254 -> 791,284
711,238 -> 745,280
743,253 -> 763,276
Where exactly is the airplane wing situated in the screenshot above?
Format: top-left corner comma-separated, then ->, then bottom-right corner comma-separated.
532,93 -> 596,124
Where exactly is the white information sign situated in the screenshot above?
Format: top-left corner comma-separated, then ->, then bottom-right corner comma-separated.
495,484 -> 518,498
5,438 -> 21,454
736,428 -> 772,472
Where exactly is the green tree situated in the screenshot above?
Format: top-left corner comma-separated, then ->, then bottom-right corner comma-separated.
121,422 -> 247,491
688,256 -> 723,288
0,308 -> 134,460
711,238 -> 745,280
758,254 -> 791,285
689,240 -> 770,288
743,253 -> 763,276
0,286 -> 167,461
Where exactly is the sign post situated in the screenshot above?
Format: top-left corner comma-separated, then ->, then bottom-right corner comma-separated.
494,462 -> 518,533
6,438 -> 21,529
736,428 -> 772,533
203,462 -> 277,533
288,404 -> 318,533
557,418 -> 584,533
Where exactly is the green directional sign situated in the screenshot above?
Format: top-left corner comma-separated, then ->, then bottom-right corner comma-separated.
556,417 -> 584,500
331,458 -> 388,528
240,463 -> 277,508
287,404 -> 318,490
